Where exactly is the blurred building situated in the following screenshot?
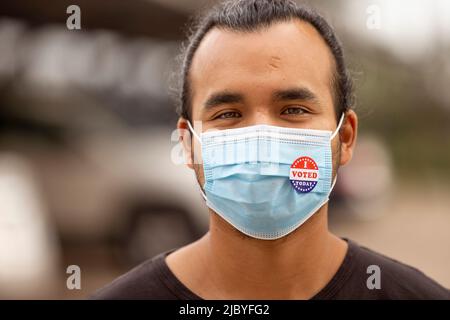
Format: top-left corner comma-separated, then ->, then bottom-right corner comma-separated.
0,0 -> 210,298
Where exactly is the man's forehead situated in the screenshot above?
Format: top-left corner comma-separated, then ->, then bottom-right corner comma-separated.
190,19 -> 334,82
188,19 -> 335,111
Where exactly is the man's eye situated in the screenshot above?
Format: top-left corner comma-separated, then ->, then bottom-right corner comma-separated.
215,111 -> 241,119
281,107 -> 307,115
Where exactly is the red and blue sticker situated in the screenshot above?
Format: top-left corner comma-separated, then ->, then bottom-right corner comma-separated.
289,156 -> 319,193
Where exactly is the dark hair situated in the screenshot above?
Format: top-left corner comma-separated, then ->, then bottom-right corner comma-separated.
175,0 -> 354,122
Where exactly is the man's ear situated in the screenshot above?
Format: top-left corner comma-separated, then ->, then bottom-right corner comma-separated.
177,117 -> 194,169
339,110 -> 358,166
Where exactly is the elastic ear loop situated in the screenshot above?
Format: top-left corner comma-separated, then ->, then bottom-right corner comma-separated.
330,113 -> 345,141
330,175 -> 338,193
329,113 -> 345,193
187,121 -> 208,201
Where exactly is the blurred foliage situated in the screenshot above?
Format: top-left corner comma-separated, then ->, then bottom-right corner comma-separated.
349,47 -> 450,181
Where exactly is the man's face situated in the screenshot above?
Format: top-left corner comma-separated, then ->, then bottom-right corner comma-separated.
181,19 -> 356,188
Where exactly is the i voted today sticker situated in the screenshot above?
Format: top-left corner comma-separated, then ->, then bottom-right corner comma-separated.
289,156 -> 319,193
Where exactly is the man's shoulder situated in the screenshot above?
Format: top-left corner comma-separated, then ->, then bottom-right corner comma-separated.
343,240 -> 450,299
89,251 -> 177,300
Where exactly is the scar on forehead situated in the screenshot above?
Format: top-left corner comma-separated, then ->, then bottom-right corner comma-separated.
268,55 -> 282,69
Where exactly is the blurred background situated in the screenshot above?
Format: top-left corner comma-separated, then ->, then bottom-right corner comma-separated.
0,0 -> 448,299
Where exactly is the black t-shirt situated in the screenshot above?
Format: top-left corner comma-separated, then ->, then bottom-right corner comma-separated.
90,239 -> 450,300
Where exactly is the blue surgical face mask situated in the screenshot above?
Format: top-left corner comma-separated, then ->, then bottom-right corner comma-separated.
187,114 -> 344,240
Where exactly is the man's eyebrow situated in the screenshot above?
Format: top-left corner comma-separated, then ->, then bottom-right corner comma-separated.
203,91 -> 244,109
272,87 -> 320,103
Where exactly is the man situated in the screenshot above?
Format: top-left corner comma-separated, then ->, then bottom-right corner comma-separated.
92,0 -> 449,299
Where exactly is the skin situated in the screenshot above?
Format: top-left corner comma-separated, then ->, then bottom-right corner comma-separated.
167,19 -> 358,299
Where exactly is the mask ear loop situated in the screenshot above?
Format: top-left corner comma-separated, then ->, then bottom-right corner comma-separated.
330,175 -> 338,193
186,121 -> 208,201
187,120 -> 201,144
330,113 -> 345,141
329,113 -> 345,194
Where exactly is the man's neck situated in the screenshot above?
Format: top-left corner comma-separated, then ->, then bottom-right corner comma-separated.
166,204 -> 348,299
